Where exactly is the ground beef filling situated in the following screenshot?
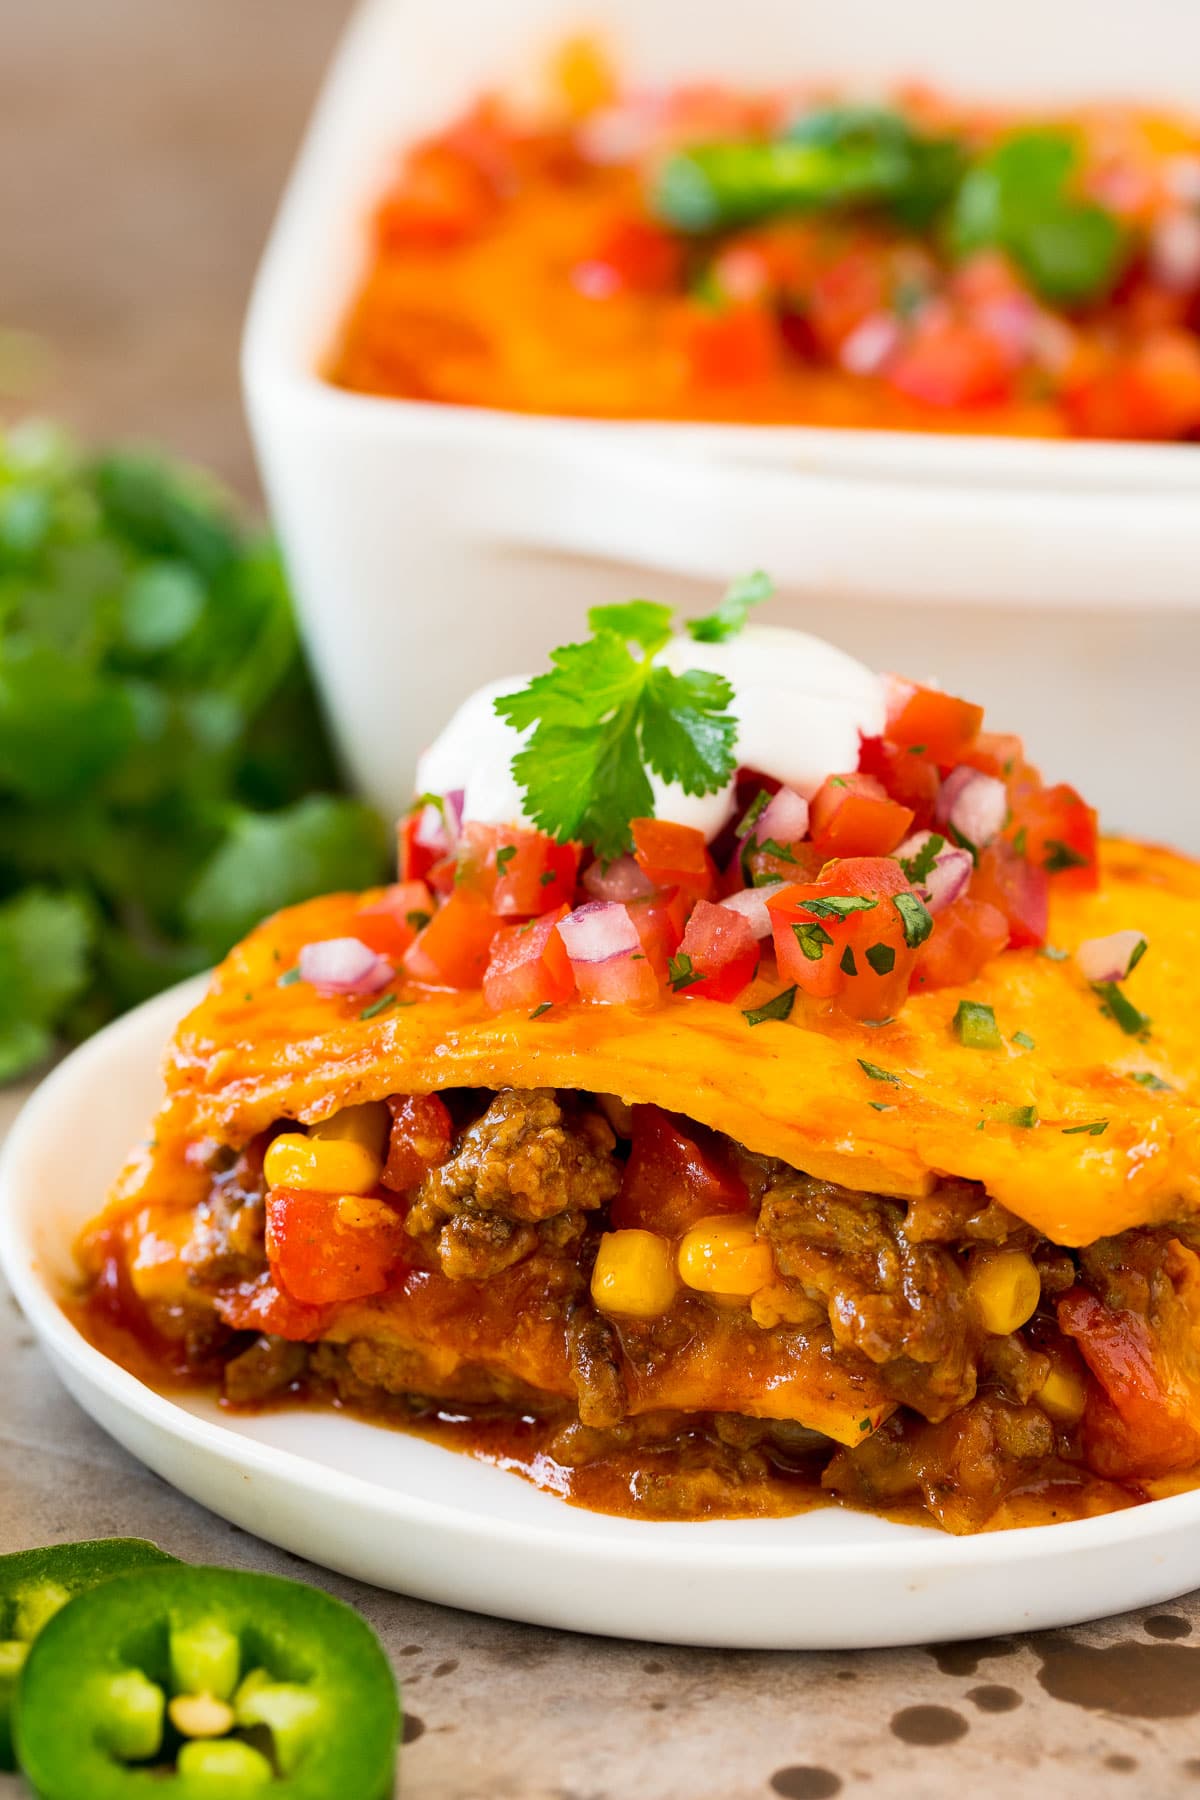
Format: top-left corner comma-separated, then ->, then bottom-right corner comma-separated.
162,1084 -> 1200,1531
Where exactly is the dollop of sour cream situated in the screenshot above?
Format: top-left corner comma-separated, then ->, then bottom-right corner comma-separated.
415,625 -> 886,841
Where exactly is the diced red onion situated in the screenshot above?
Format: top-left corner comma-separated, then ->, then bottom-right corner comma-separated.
582,854 -> 656,903
894,830 -> 973,915
1150,211 -> 1200,292
572,260 -> 621,301
413,786 -> 463,857
839,314 -> 900,377
719,882 -> 785,940
935,766 -> 1007,848
1166,156 -> 1200,205
756,785 -> 811,845
298,937 -> 394,995
976,295 -> 1039,364
556,901 -> 640,966
1074,929 -> 1148,985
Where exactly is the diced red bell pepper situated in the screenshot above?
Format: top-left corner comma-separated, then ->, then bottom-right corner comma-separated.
887,317 -> 1013,409
910,896 -> 1010,991
809,772 -> 914,859
266,1188 -> 405,1306
352,882 -> 435,960
883,678 -> 984,764
483,906 -> 576,1012
674,300 -> 780,386
1059,1287 -> 1200,1479
631,819 -> 714,900
768,856 -> 920,1021
611,1105 -> 750,1234
971,842 -> 1049,949
857,734 -> 941,826
674,898 -> 759,1003
1012,782 -> 1099,892
382,1093 -> 453,1192
213,1271 -> 331,1342
626,886 -> 690,983
458,822 -> 581,916
403,887 -> 497,987
584,216 -> 682,293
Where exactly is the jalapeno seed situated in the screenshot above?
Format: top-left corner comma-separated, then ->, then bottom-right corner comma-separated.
169,1692 -> 236,1739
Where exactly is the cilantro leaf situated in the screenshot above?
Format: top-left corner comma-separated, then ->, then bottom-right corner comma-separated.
793,921 -> 833,961
496,602 -> 738,860
857,1059 -> 902,1085
687,570 -> 774,643
800,894 -> 878,921
1094,981 -> 1151,1039
0,888 -> 93,1080
893,892 -> 933,947
668,952 -> 706,992
743,985 -> 797,1026
899,833 -> 944,885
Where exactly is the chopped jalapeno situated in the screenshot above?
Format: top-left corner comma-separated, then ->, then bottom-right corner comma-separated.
14,1565 -> 398,1799
954,1000 -> 1002,1050
0,1538 -> 173,1770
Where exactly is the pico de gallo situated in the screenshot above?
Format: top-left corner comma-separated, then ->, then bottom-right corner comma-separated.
329,40 -> 1200,440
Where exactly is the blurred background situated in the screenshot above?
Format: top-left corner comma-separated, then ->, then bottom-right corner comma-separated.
0,0 -> 352,497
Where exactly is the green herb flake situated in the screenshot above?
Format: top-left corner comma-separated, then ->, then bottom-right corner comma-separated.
756,837 -> 797,863
744,985 -> 798,1027
1011,825 -> 1028,856
998,1103 -> 1039,1129
893,891 -> 934,948
1062,1119 -> 1108,1136
840,944 -> 858,976
858,1417 -> 872,1432
865,942 -> 896,975
359,991 -> 397,1021
539,870 -> 558,887
868,1101 -> 893,1112
529,1001 -> 554,1020
277,966 -> 301,987
668,952 -> 706,992
687,570 -> 774,644
1043,838 -> 1090,874
793,920 -> 834,962
736,789 -> 772,838
900,833 -> 945,885
857,1059 -> 902,1085
954,1000 -> 1002,1050
1095,981 -> 1151,1039
1012,1031 -> 1036,1051
1039,945 -> 1069,962
495,845 -> 517,875
406,909 -> 432,932
802,894 -> 878,921
1130,1070 -> 1172,1093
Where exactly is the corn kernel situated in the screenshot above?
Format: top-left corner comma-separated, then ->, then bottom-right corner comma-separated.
263,1132 -> 382,1196
677,1214 -> 775,1298
967,1249 -> 1042,1335
591,1230 -> 678,1319
1039,1364 -> 1088,1424
310,1101 -> 390,1160
335,1193 -> 399,1232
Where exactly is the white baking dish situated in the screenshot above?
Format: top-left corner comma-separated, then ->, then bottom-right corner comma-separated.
243,0 -> 1200,849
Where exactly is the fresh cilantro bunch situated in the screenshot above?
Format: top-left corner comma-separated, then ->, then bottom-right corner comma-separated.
495,573 -> 771,860
0,422 -> 387,1080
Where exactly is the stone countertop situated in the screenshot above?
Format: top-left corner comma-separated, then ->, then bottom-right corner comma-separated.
2,1073 -> 1200,1799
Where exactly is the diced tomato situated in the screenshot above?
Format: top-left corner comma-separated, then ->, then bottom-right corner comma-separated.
911,896 -> 1010,991
375,142 -> 496,248
1011,782 -> 1099,892
458,823 -> 581,916
483,906 -> 576,1012
569,947 -> 662,1007
857,734 -> 941,826
740,838 -> 826,889
806,245 -> 890,356
1065,330 -> 1200,441
626,886 -> 690,983
213,1271 -> 331,1343
1059,1286 -> 1200,1479
674,300 -> 781,386
398,809 -> 439,884
403,887 -> 497,987
674,899 -> 759,1003
769,856 -> 919,1020
960,731 -> 1025,783
584,216 -> 682,293
266,1189 -> 405,1306
971,842 -> 1049,949
352,882 -> 435,960
809,772 -> 914,859
382,1093 -> 453,1192
883,678 -> 984,764
631,819 -> 714,900
887,316 -> 1013,409
612,1105 -> 750,1234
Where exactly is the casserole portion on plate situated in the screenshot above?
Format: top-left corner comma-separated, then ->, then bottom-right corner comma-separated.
330,43 -> 1200,440
74,592 -> 1200,1533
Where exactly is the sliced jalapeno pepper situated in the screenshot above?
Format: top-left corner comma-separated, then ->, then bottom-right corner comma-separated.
0,1538 -> 174,1770
14,1564 -> 399,1799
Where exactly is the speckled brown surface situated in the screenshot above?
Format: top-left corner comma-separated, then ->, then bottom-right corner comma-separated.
3,3 -> 1200,1792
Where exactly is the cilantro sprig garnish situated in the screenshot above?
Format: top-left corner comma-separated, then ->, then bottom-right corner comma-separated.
687,570 -> 774,643
495,581 -> 769,860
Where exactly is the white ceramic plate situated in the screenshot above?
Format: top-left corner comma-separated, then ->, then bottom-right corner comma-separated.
3,977 -> 1199,1649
